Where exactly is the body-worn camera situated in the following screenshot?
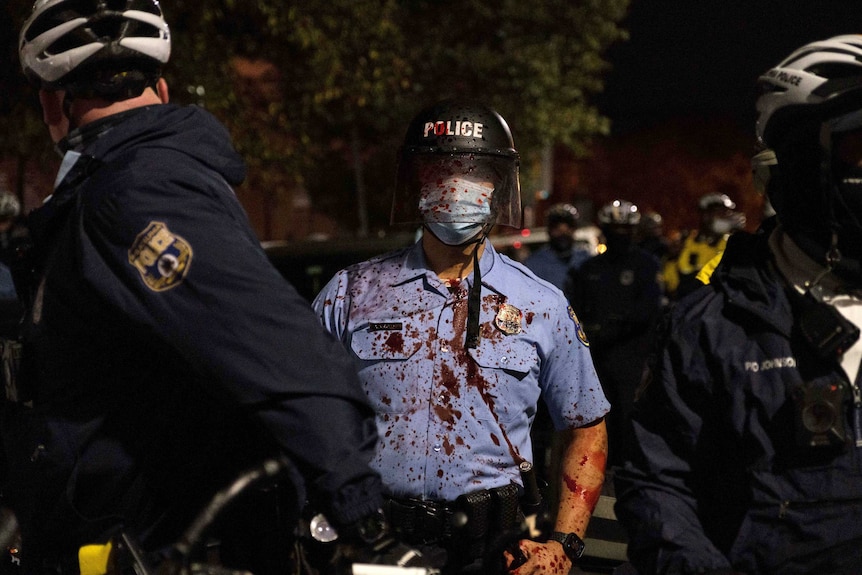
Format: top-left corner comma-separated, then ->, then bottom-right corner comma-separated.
790,289 -> 858,450
791,378 -> 850,449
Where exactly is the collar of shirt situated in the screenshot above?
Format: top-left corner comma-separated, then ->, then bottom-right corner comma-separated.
770,225 -> 862,380
769,225 -> 860,298
393,238 -> 504,297
53,150 -> 82,190
57,106 -> 153,155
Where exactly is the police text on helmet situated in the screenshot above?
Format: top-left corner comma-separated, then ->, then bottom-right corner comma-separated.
423,121 -> 484,138
764,69 -> 803,87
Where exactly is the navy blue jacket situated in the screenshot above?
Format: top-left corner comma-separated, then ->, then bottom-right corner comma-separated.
2,105 -> 382,565
614,230 -> 862,574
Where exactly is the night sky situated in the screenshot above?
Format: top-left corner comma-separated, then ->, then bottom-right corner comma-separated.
598,0 -> 862,136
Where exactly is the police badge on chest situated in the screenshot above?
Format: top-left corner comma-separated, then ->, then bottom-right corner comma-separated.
495,304 -> 522,335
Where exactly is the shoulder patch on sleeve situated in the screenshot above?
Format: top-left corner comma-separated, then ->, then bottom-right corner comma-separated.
128,221 -> 193,291
568,305 -> 590,347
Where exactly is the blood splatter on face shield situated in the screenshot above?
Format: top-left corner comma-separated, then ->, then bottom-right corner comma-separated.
419,177 -> 493,222
420,177 -> 493,245
391,153 -> 522,229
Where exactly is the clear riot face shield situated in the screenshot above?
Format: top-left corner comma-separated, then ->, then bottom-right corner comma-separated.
391,152 -> 522,229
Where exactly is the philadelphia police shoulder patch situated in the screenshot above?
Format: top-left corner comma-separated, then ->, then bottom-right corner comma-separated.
568,305 -> 590,347
128,221 -> 192,292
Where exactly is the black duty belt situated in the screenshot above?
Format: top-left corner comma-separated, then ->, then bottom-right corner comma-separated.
384,483 -> 523,547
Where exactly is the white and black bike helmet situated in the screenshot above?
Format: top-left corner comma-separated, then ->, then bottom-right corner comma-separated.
19,0 -> 171,100
754,34 -> 862,276
597,199 -> 640,228
756,35 -> 862,148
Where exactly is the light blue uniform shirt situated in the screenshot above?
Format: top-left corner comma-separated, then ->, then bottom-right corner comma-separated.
313,240 -> 609,501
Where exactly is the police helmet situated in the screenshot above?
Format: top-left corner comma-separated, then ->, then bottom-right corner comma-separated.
545,203 -> 579,228
754,35 -> 862,265
0,191 -> 20,220
756,35 -> 862,148
19,0 -> 171,99
698,193 -> 736,212
639,210 -> 663,231
597,200 -> 640,227
391,99 -> 522,228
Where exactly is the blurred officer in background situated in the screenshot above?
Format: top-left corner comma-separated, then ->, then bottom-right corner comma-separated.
663,192 -> 746,300
522,202 -> 593,497
0,189 -> 28,268
614,35 -> 862,574
636,210 -> 673,264
313,99 -> 609,574
523,203 -> 591,290
0,189 -> 24,332
7,1 -> 423,573
565,200 -> 662,470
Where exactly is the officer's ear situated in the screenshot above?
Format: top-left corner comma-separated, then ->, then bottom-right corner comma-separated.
156,78 -> 169,104
39,89 -> 69,144
39,89 -> 64,125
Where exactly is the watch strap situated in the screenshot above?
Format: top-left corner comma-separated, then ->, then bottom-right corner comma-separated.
549,531 -> 586,561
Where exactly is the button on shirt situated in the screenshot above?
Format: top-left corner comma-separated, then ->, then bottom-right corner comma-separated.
313,240 -> 608,501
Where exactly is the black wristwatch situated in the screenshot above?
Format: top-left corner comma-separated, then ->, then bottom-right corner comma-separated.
548,531 -> 586,562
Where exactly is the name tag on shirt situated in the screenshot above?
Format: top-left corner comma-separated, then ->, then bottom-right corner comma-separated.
369,322 -> 403,332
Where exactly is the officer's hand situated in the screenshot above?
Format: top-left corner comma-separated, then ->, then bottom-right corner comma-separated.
504,539 -> 570,575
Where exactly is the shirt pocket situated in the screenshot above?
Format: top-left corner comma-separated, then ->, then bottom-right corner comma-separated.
350,321 -> 425,414
467,337 -> 540,424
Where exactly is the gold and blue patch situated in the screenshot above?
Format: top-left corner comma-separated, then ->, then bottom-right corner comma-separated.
128,221 -> 192,292
568,305 -> 589,347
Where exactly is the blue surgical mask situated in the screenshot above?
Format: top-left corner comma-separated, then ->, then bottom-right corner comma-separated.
419,178 -> 493,219
426,221 -> 486,245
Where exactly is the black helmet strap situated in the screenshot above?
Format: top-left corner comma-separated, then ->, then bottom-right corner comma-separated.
465,240 -> 483,349
464,222 -> 494,349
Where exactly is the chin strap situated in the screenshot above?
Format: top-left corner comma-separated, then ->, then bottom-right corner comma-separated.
804,231 -> 842,301
465,240 -> 483,349
465,225 -> 495,349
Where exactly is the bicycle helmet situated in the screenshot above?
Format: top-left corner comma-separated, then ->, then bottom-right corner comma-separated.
638,210 -> 663,232
0,192 -> 20,220
756,35 -> 862,148
597,200 -> 640,227
545,203 -> 579,228
754,35 -> 862,279
19,0 -> 171,99
698,193 -> 736,211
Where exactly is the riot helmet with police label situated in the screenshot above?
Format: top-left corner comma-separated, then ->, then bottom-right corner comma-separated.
391,100 -> 521,230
